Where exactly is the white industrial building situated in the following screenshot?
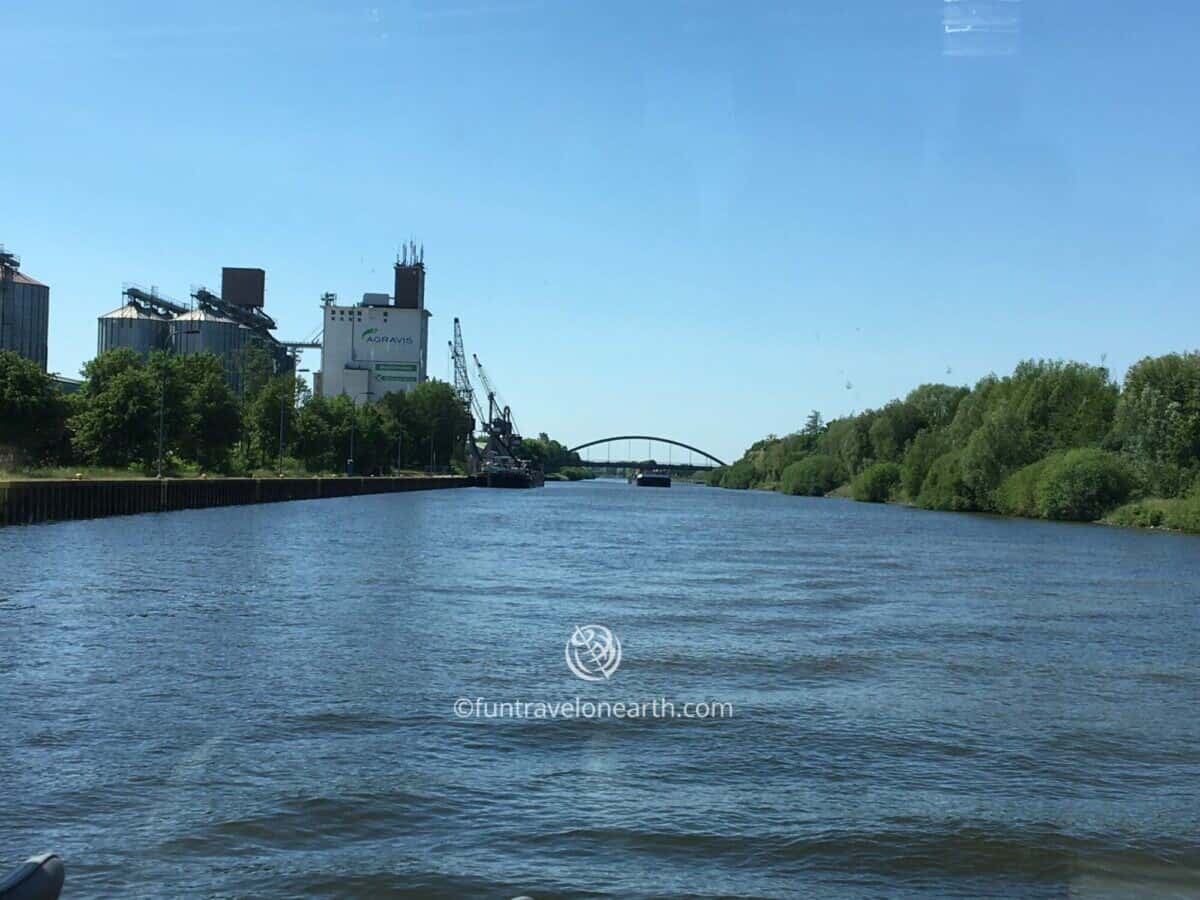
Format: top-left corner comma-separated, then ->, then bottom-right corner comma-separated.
317,247 -> 430,402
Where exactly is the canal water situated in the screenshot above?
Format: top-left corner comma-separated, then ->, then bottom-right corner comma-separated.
2,480 -> 1198,898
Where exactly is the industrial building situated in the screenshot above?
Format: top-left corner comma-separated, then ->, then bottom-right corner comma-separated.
171,306 -> 251,388
97,288 -> 174,358
0,245 -> 50,370
91,249 -> 434,402
317,243 -> 430,402
97,267 -> 317,394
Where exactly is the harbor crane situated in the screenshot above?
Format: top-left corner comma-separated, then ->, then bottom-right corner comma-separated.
449,318 -> 485,471
448,317 -> 538,484
472,352 -> 521,458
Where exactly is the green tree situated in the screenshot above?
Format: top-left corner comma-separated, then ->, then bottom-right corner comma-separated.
172,353 -> 242,471
292,394 -> 354,473
707,354 -> 1194,526
0,350 -> 70,461
850,461 -> 902,503
406,380 -> 473,470
376,389 -> 417,470
803,410 -> 824,437
958,404 -> 1030,509
1108,351 -> 1200,495
994,455 -> 1057,519
351,401 -> 391,473
904,383 -> 969,432
236,344 -> 277,407
945,375 -> 1002,448
944,361 -> 1118,509
520,432 -> 583,473
70,349 -> 160,468
295,381 -> 470,474
780,454 -> 845,496
557,466 -> 596,481
719,459 -> 757,489
1009,360 -> 1117,455
917,450 -> 973,511
1034,448 -> 1134,521
245,373 -> 308,471
819,415 -> 875,477
71,350 -> 242,473
901,429 -> 950,500
868,400 -> 922,463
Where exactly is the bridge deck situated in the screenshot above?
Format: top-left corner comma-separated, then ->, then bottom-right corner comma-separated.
567,436 -> 726,468
575,460 -> 717,472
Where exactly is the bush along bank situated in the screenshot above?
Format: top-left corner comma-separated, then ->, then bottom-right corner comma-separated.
706,353 -> 1200,533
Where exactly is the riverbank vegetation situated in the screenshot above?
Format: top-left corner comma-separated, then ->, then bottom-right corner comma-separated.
0,348 -> 473,477
543,467 -> 597,482
519,434 -> 588,476
708,353 -> 1200,533
0,347 -> 584,480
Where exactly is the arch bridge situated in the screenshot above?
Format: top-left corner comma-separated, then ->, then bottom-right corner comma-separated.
567,436 -> 727,472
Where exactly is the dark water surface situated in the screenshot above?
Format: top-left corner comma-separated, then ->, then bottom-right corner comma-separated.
2,481 -> 1199,898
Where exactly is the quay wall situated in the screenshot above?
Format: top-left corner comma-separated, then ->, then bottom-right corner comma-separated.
0,476 -> 474,527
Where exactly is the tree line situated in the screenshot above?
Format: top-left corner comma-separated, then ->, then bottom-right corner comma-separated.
709,353 -> 1200,532
518,433 -> 591,479
0,347 -> 473,476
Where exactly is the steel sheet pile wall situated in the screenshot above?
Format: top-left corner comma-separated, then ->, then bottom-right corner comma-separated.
0,476 -> 473,526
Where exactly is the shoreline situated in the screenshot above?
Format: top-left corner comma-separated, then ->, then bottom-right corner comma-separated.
0,475 -> 473,527
709,482 -> 1200,537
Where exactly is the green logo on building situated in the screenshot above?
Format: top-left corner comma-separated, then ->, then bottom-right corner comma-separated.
361,328 -> 413,345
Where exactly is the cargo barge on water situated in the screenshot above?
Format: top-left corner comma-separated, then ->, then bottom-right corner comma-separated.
630,469 -> 671,488
477,456 -> 545,489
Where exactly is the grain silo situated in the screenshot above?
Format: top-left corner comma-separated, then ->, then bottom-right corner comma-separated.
171,307 -> 249,392
97,303 -> 171,358
0,245 -> 50,370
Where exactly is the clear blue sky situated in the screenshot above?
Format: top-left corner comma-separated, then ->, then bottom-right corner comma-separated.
6,1 -> 1199,463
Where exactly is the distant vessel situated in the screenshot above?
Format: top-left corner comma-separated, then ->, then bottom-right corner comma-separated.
478,455 -> 544,489
631,469 -> 671,488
